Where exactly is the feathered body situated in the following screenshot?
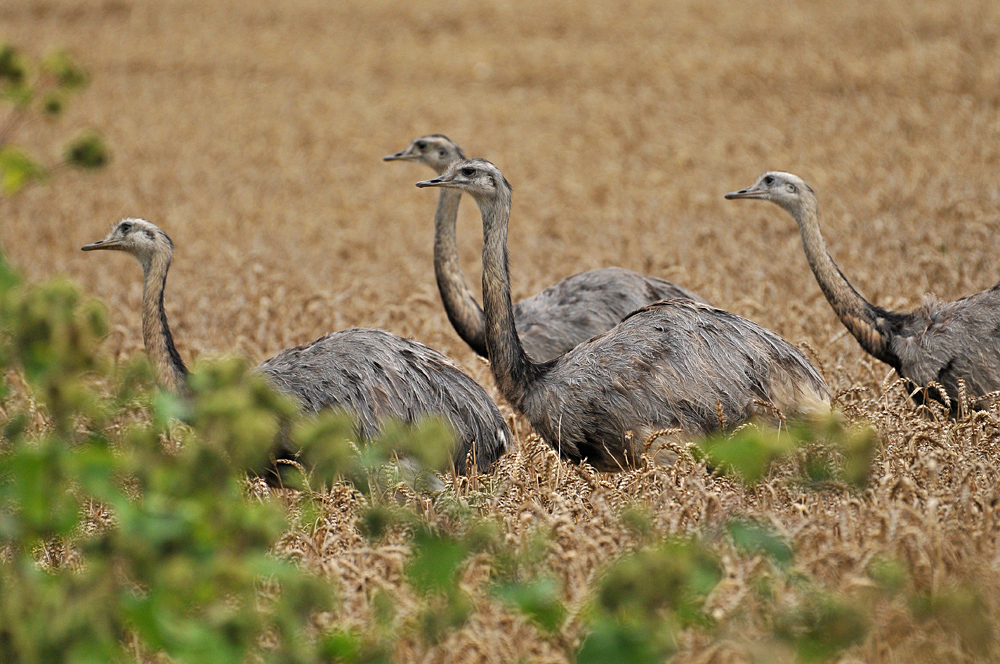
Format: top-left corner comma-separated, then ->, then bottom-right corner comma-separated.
511,267 -> 705,362
727,171 -> 1000,410
257,327 -> 509,472
516,299 -> 831,470
83,218 -> 510,474
889,292 -> 1000,404
386,135 -> 704,361
418,160 -> 830,472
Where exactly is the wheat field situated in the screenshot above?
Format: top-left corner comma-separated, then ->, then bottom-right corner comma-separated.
3,0 -> 1000,661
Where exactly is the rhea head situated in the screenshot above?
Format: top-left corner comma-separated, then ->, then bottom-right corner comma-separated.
82,218 -> 173,272
384,134 -> 466,175
415,158 -> 512,201
725,171 -> 815,215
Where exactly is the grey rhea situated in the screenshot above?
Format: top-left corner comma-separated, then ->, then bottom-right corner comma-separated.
81,218 -> 510,474
727,171 -> 1000,411
416,160 -> 831,472
385,134 -> 706,361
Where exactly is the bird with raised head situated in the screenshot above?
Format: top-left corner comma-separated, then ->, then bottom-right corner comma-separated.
726,171 -> 1000,411
82,218 -> 510,474
386,134 -> 706,361
416,159 -> 830,472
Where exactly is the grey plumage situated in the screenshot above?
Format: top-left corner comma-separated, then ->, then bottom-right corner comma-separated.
417,160 -> 830,472
257,328 -> 510,473
727,171 -> 1000,410
386,135 -> 705,361
82,218 -> 510,474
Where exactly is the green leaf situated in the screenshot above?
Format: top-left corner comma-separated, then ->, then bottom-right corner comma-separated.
775,590 -> 868,663
405,528 -> 469,595
695,424 -> 797,485
865,555 -> 907,595
0,43 -> 27,86
494,577 -> 567,633
596,538 -> 721,628
43,91 -> 64,115
577,618 -> 662,664
0,146 -> 46,194
910,586 -> 993,654
43,49 -> 88,90
64,130 -> 108,169
727,519 -> 794,567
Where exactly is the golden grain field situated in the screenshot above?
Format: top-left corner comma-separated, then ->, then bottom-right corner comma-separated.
3,0 -> 1000,661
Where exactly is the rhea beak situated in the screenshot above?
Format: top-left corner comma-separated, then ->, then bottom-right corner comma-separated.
81,238 -> 120,251
724,185 -> 766,200
383,147 -> 417,162
416,175 -> 452,188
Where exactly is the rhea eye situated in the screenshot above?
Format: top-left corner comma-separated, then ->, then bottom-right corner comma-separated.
763,176 -> 775,186
120,222 -> 132,234
415,141 -> 427,150
461,167 -> 476,177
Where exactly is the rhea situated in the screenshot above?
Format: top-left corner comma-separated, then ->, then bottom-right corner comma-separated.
81,219 -> 509,474
727,171 -> 1000,410
416,160 -> 830,471
385,134 -> 705,361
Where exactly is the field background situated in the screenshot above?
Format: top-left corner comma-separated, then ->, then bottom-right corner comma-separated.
2,0 -> 1000,661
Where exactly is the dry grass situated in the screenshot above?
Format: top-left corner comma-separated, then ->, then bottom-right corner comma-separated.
3,0 -> 1000,660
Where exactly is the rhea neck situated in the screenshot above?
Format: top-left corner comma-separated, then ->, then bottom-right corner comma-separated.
473,183 -> 546,409
786,191 -> 898,365
431,179 -> 489,357
137,244 -> 189,390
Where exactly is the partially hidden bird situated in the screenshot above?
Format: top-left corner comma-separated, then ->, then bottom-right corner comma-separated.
82,218 -> 510,474
727,171 -> 1000,411
417,159 -> 830,472
386,134 -> 705,361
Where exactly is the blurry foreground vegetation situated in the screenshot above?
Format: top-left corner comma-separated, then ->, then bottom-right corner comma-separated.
0,254 -> 993,663
0,42 -> 107,195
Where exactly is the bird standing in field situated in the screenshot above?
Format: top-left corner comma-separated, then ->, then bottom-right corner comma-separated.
386,134 -> 705,361
726,171 -> 1000,410
417,159 -> 830,472
82,218 -> 510,474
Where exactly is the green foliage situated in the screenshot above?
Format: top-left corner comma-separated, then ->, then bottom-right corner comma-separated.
910,586 -> 994,654
774,589 -> 869,663
64,130 -> 108,169
0,257 -> 337,663
42,50 -> 88,90
577,538 -> 722,663
0,42 -> 108,195
696,424 -> 797,484
405,526 -> 474,644
694,414 -> 878,488
0,44 -> 27,88
0,146 -> 46,194
494,577 -> 567,633
865,555 -> 908,596
727,519 -> 794,568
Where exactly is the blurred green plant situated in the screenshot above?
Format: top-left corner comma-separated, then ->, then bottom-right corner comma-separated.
576,538 -> 722,664
0,253 -> 335,663
727,518 -> 794,568
0,42 -> 108,195
773,588 -> 869,663
694,414 -> 877,488
2,248 -> 982,664
910,585 -> 994,655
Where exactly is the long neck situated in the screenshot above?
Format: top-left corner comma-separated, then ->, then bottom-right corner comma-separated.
140,249 -> 188,390
792,196 -> 898,365
476,188 -> 541,409
432,188 -> 489,357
